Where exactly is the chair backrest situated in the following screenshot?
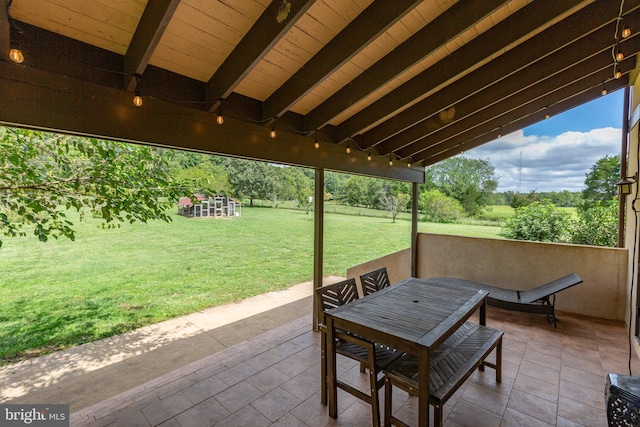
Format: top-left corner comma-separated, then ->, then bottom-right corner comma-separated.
316,278 -> 360,313
359,267 -> 391,296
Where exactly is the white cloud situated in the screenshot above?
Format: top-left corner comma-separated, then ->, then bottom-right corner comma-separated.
465,127 -> 621,192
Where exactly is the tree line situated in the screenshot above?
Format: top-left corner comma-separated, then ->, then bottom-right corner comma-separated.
0,127 -> 622,247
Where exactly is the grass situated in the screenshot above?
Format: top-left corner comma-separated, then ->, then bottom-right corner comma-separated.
0,206 -> 503,365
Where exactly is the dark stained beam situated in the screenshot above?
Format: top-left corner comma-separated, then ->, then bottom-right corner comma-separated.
206,0 -> 315,112
418,65 -> 634,165
262,0 -> 422,121
387,20 -> 640,158
403,49 -> 638,161
1,0 -> 9,63
360,0 -> 640,150
302,0 -> 509,132
424,80 -> 628,166
334,0 -> 590,143
0,60 -> 423,183
124,0 -> 180,92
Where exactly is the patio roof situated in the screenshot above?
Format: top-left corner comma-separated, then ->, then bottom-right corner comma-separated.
0,0 -> 638,183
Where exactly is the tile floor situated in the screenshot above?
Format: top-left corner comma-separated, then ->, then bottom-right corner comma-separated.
71,307 -> 639,426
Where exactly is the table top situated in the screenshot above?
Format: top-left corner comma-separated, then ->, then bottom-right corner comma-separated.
325,277 -> 488,354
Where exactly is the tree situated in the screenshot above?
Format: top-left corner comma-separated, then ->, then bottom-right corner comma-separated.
503,201 -> 571,242
510,190 -> 540,208
419,189 -> 464,223
223,158 -> 277,206
581,155 -> 620,210
380,193 -> 410,222
426,157 -> 498,216
0,127 -> 187,247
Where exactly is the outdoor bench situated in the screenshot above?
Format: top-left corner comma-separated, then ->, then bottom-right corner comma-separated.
383,322 -> 503,427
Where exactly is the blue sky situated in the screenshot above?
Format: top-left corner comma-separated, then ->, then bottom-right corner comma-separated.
466,89 -> 625,193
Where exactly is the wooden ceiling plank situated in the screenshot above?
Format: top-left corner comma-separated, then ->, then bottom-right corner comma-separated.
262,0 -> 422,121
334,0 -> 586,143
423,80 -> 628,166
303,0 -> 509,132
417,62 -> 635,164
360,0 -> 640,150
124,0 -> 180,92
383,18 -> 639,157
205,0 -> 315,112
1,0 -> 9,63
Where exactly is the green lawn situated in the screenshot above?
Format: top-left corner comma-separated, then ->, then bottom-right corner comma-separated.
0,207 -> 502,364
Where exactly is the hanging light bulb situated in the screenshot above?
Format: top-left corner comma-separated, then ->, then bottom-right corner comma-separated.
389,155 -> 393,166
133,90 -> 143,107
616,51 -> 624,61
216,102 -> 224,125
601,82 -> 608,96
622,27 -> 631,38
367,152 -> 371,161
9,26 -> 24,64
615,70 -> 622,79
269,125 -> 276,138
345,140 -> 351,154
545,112 -> 551,119
314,138 -> 319,149
407,159 -> 412,168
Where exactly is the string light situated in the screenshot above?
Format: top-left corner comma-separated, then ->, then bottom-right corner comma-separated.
346,139 -> 351,154
545,112 -> 551,119
269,124 -> 276,138
133,74 -> 143,107
622,26 -> 631,38
8,1 -> 24,64
616,51 -> 624,61
615,70 -> 622,79
216,101 -> 224,125
601,82 -> 608,96
314,138 -> 319,149
367,152 -> 371,161
407,158 -> 412,168
389,154 -> 393,166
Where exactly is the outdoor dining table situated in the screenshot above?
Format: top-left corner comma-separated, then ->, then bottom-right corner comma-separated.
324,277 -> 488,426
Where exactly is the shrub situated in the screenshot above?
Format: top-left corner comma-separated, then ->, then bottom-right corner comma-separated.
503,201 -> 570,242
419,189 -> 464,223
567,202 -> 617,247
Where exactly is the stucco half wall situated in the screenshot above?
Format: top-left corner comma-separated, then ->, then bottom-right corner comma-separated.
348,233 -> 627,321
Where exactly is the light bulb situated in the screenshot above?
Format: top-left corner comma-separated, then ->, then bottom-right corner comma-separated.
601,87 -> 608,96
615,70 -> 622,79
622,27 -> 631,38
389,157 -> 393,166
9,48 -> 24,64
216,114 -> 224,125
407,161 -> 412,168
269,127 -> 276,138
314,139 -> 319,149
616,51 -> 624,61
367,152 -> 371,161
133,92 -> 143,107
545,112 -> 551,119
346,146 -> 351,154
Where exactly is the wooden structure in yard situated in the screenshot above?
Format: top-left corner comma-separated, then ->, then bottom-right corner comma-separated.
177,194 -> 240,218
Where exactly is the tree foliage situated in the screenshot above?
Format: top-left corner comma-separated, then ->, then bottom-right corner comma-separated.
0,127 -> 187,247
581,155 -> 620,210
425,157 -> 498,216
223,158 -> 277,206
419,189 -> 464,223
503,201 -> 571,242
380,192 -> 410,223
568,201 -> 618,247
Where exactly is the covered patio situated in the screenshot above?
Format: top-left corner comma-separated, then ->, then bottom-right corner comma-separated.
2,0 -> 640,425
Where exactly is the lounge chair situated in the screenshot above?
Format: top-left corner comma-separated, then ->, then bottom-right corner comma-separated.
429,273 -> 582,327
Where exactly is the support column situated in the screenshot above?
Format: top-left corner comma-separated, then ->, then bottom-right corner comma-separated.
313,168 -> 325,329
411,182 -> 418,278
619,86 -> 631,248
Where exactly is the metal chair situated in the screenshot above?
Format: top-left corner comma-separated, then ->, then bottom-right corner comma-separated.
316,278 -> 400,427
359,267 -> 391,296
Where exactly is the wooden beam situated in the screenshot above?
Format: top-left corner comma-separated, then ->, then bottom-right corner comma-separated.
0,0 -> 9,63
206,0 -> 314,112
262,0 -> 422,121
360,0 -> 640,150
421,75 -> 630,165
0,61 -> 424,183
409,55 -> 638,161
389,26 -> 640,158
124,0 -> 180,92
334,0 -> 590,143
313,167 -> 324,329
303,0 -> 509,132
